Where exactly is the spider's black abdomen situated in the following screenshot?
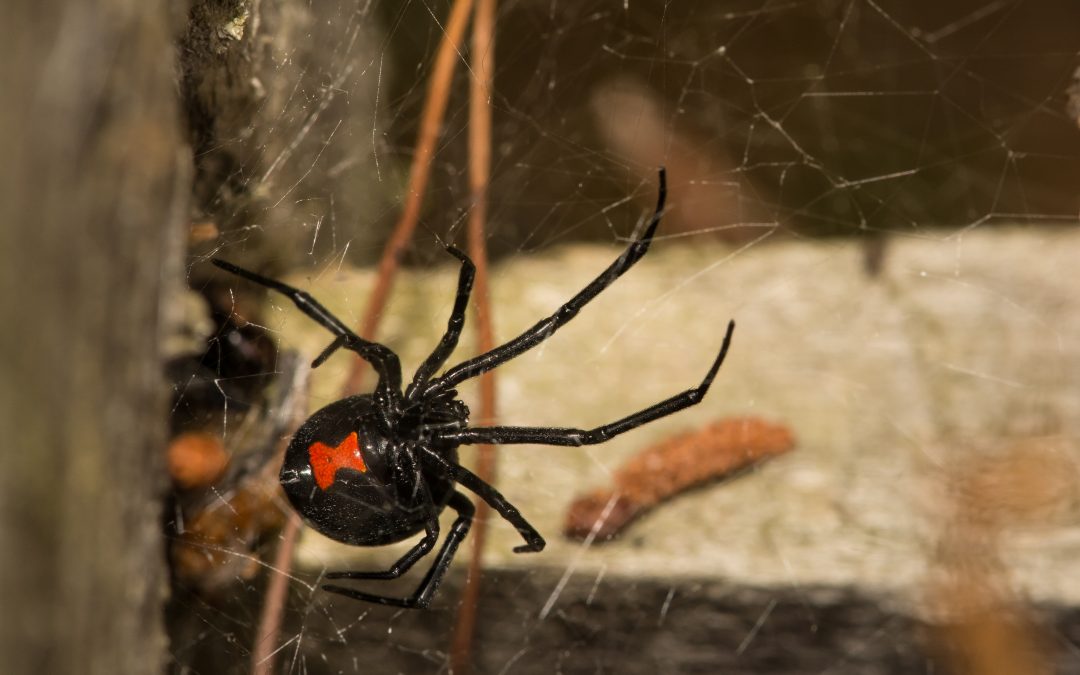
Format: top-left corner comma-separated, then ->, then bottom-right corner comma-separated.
280,395 -> 457,547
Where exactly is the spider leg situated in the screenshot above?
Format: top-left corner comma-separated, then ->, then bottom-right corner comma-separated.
439,320 -> 734,447
323,516 -> 440,581
404,246 -> 475,401
420,448 -> 545,553
322,491 -> 475,609
325,447 -> 439,580
211,259 -> 404,398
423,168 -> 668,398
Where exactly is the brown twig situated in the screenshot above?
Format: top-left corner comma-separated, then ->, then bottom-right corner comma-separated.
251,512 -> 303,675
344,0 -> 476,396
449,0 -> 497,672
251,372 -> 310,675
564,417 -> 795,541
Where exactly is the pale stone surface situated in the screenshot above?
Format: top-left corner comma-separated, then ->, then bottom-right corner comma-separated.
277,227 -> 1080,610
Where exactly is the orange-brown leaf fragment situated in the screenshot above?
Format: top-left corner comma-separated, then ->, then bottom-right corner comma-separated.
168,431 -> 229,489
564,416 -> 795,541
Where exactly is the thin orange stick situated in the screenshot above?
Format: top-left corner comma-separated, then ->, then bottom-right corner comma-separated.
450,0 -> 497,671
252,377 -> 310,675
251,512 -> 303,675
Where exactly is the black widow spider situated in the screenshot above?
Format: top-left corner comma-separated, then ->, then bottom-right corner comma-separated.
211,169 -> 735,609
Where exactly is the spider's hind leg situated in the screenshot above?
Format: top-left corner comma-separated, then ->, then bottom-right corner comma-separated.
322,492 -> 475,609
324,516 -> 440,581
420,448 -> 545,554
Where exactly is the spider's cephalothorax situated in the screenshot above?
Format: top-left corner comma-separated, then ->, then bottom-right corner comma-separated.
212,168 -> 736,609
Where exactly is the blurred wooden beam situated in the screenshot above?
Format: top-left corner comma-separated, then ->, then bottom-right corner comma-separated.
0,0 -> 187,672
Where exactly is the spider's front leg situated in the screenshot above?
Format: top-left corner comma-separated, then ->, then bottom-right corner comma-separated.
405,246 -> 475,401
442,319 -> 735,447
422,168 -> 669,398
210,258 -> 404,400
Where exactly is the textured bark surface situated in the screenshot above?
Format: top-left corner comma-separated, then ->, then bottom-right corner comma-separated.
179,0 -> 386,271
0,1 -> 186,672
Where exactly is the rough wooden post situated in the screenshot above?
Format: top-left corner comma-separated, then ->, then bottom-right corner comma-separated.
0,1 -> 186,672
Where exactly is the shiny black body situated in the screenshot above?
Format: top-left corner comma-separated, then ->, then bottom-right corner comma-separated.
212,168 -> 736,609
280,395 -> 459,546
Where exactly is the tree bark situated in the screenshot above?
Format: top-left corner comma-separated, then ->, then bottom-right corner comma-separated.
0,0 -> 186,672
